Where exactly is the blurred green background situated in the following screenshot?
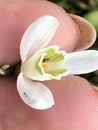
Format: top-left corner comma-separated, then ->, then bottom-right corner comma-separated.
49,0 -> 98,85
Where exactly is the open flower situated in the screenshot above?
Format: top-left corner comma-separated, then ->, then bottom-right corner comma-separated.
17,15 -> 98,110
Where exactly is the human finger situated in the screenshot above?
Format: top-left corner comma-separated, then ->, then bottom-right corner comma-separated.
0,0 -> 96,65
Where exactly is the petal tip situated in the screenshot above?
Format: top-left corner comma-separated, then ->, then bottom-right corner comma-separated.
20,15 -> 59,62
17,73 -> 54,110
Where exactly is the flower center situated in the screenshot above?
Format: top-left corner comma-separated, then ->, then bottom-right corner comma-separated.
42,62 -> 48,69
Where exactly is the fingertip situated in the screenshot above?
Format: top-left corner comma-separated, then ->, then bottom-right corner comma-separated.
69,14 -> 97,51
40,76 -> 98,129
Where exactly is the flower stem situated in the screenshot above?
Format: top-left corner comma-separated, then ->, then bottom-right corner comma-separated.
0,63 -> 21,77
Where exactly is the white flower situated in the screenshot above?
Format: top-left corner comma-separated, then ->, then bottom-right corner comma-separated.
17,15 -> 98,110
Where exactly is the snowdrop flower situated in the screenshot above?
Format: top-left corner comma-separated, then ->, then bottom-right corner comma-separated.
17,15 -> 98,110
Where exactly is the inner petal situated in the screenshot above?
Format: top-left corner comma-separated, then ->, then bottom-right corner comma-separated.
41,58 -> 69,79
46,61 -> 67,72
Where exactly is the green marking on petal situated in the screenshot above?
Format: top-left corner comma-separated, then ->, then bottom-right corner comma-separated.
48,69 -> 67,76
45,48 -> 56,55
40,47 -> 56,57
35,55 -> 43,75
48,53 -> 65,62
39,46 -> 66,62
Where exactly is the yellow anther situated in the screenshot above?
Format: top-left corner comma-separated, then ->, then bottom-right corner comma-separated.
42,62 -> 48,69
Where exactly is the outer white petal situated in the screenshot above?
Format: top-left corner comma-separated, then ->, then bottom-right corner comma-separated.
17,73 -> 54,110
20,15 -> 59,62
66,50 -> 98,74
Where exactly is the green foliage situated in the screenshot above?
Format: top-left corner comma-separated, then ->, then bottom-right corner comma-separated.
49,0 -> 98,15
49,0 -> 98,31
84,10 -> 98,32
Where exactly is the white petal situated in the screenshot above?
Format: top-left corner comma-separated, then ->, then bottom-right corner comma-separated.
17,73 -> 54,110
66,50 -> 98,74
20,15 -> 59,62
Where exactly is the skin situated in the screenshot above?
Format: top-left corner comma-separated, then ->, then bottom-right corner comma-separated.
0,0 -> 98,130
